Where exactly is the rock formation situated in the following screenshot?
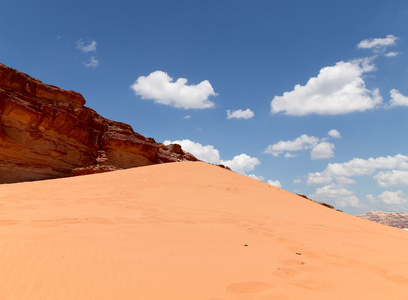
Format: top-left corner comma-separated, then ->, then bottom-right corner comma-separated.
0,63 -> 197,184
296,194 -> 343,212
358,211 -> 408,229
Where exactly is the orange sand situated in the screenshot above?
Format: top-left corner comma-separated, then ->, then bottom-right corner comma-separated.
1,161 -> 408,299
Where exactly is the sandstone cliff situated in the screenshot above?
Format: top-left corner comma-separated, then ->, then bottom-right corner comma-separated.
0,63 -> 197,184
358,211 -> 408,229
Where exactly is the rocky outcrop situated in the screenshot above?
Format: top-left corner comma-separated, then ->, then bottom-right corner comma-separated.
358,211 -> 408,229
0,63 -> 197,184
296,194 -> 343,212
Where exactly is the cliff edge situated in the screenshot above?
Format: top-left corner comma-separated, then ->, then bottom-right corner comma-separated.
0,63 -> 197,184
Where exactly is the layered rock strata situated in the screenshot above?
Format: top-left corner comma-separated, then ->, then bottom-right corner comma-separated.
0,63 -> 197,184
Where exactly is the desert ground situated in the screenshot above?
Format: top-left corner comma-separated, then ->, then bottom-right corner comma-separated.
1,161 -> 408,299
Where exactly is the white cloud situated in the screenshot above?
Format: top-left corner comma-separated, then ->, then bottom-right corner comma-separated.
248,174 -> 265,181
293,179 -> 302,184
385,51 -> 400,57
164,139 -> 220,164
226,109 -> 254,120
388,89 -> 408,108
378,190 -> 407,205
248,174 -> 283,188
83,56 -> 99,68
335,177 -> 357,185
311,142 -> 335,160
221,154 -> 260,175
270,61 -> 382,116
366,194 -> 378,204
307,154 -> 408,186
266,132 -> 340,159
183,115 -> 191,119
264,134 -> 319,157
325,155 -> 408,177
366,190 -> 408,209
76,39 -> 97,53
374,170 -> 408,187
310,184 -> 360,207
357,35 -> 398,52
130,71 -> 217,109
163,139 -> 259,175
267,179 -> 282,188
307,172 -> 333,186
352,56 -> 377,72
328,129 -> 341,138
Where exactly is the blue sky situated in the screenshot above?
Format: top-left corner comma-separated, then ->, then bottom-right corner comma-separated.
1,0 -> 408,215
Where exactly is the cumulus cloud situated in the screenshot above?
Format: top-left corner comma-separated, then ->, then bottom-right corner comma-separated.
264,134 -> 319,157
335,177 -> 357,185
374,170 -> 408,187
83,56 -> 99,68
164,139 -> 220,164
307,172 -> 333,186
351,56 -> 377,72
307,154 -> 408,186
311,142 -> 335,160
270,61 -> 382,116
309,184 -> 360,208
226,109 -> 254,120
76,39 -> 97,53
366,190 -> 408,210
365,194 -> 378,204
265,131 -> 340,160
248,174 -> 265,181
163,139 -> 259,175
248,174 -> 282,187
357,35 -> 398,52
328,129 -> 341,138
130,71 -> 217,109
325,155 -> 408,177
221,154 -> 260,175
267,179 -> 282,188
378,190 -> 407,205
388,89 -> 408,108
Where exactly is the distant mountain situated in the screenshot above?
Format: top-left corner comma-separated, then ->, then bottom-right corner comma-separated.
358,211 -> 408,229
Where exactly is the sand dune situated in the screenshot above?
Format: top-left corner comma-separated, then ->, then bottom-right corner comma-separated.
1,161 -> 408,299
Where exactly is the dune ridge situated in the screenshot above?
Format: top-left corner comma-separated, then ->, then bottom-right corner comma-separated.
1,161 -> 408,299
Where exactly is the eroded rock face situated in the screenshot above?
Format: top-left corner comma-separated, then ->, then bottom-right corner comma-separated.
0,63 -> 197,184
358,211 -> 408,229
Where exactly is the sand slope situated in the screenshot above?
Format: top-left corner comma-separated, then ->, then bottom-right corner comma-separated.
1,161 -> 408,299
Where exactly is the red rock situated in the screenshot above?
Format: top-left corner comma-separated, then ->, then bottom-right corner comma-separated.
166,143 -> 182,154
0,64 -> 85,107
296,194 -> 342,212
0,63 -> 198,183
